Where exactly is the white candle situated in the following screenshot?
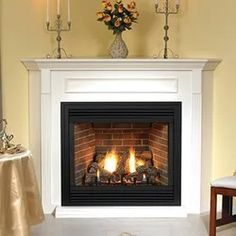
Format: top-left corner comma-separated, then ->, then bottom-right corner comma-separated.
46,0 -> 49,22
176,0 -> 180,5
68,0 -> 71,22
57,0 -> 60,15
156,0 -> 159,5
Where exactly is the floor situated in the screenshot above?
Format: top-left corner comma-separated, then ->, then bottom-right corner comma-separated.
32,215 -> 236,236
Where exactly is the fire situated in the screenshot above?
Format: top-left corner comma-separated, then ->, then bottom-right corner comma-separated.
104,149 -> 118,173
103,147 -> 141,174
129,147 -> 136,173
137,159 -> 145,167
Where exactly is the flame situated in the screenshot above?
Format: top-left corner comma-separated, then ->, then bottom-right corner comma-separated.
129,147 -> 136,173
137,159 -> 145,167
97,169 -> 100,181
104,149 -> 118,173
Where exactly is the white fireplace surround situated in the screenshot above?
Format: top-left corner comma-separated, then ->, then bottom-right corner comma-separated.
22,58 -> 220,218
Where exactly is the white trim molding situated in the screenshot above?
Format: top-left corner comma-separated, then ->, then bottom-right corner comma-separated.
55,206 -> 187,218
22,58 -> 221,218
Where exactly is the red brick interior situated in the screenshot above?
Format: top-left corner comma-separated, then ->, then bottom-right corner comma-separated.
94,123 -> 150,153
74,123 -> 95,185
74,122 -> 168,185
149,123 -> 168,185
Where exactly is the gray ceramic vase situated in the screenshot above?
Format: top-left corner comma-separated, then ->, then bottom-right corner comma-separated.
109,32 -> 128,58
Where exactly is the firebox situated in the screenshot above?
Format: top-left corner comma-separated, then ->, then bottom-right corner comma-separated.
61,102 -> 181,206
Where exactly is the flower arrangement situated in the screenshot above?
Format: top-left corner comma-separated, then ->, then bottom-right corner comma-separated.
96,0 -> 139,34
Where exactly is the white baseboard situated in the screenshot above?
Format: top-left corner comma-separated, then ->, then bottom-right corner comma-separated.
55,206 -> 188,218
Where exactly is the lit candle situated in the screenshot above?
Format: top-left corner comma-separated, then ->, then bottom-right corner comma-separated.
57,0 -> 60,15
46,0 -> 49,23
176,0 -> 180,5
68,0 -> 71,22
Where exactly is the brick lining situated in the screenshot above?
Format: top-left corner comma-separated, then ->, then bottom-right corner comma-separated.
94,123 -> 151,153
74,123 -> 95,185
149,122 -> 168,185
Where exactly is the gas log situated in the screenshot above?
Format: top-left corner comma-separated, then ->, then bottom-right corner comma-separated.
84,150 -> 161,186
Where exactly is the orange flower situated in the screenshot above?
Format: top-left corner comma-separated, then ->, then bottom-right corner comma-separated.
124,17 -> 131,24
114,19 -> 121,27
104,14 -> 112,22
96,12 -> 105,19
127,1 -> 136,11
118,4 -> 123,13
102,0 -> 112,11
132,11 -> 139,18
106,2 -> 113,11
97,0 -> 138,34
102,0 -> 109,7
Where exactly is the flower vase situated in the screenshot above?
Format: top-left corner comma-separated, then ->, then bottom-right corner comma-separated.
109,32 -> 128,58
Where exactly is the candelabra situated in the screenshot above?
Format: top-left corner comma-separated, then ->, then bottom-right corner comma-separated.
0,119 -> 14,150
155,0 -> 180,59
46,15 -> 71,59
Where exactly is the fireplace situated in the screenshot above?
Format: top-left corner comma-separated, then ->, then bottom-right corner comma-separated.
22,58 -> 220,217
61,102 -> 181,206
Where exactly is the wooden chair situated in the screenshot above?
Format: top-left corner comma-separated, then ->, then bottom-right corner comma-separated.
209,176 -> 236,236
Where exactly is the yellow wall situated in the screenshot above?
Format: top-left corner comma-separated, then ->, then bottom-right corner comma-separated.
0,0 -> 2,119
178,0 -> 236,179
1,0 -> 236,183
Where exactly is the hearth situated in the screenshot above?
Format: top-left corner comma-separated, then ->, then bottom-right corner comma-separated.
61,102 -> 181,206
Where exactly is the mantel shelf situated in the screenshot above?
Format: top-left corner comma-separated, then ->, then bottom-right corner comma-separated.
22,58 -> 221,71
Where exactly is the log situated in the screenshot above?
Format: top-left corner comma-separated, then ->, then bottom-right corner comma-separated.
84,150 -> 161,186
100,168 -> 112,178
85,172 -> 97,185
136,150 -> 152,160
136,165 -> 148,174
116,152 -> 128,175
125,172 -> 143,183
88,162 -> 99,173
147,166 -> 159,177
94,153 -> 106,162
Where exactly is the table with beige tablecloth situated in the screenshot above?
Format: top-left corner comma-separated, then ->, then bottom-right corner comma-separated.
0,150 -> 44,236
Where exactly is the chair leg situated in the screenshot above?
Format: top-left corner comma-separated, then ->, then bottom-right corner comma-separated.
217,195 -> 236,226
209,187 -> 217,236
222,195 -> 233,220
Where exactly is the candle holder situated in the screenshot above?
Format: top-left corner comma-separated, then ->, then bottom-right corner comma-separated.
0,119 -> 14,150
155,0 -> 179,59
46,14 -> 71,59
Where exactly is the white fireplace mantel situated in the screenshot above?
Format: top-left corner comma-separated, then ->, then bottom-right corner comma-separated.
22,58 -> 220,218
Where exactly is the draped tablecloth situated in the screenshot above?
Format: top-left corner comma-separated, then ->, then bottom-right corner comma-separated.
0,150 -> 44,236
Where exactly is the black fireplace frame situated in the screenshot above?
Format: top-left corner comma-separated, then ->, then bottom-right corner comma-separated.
61,102 -> 181,206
